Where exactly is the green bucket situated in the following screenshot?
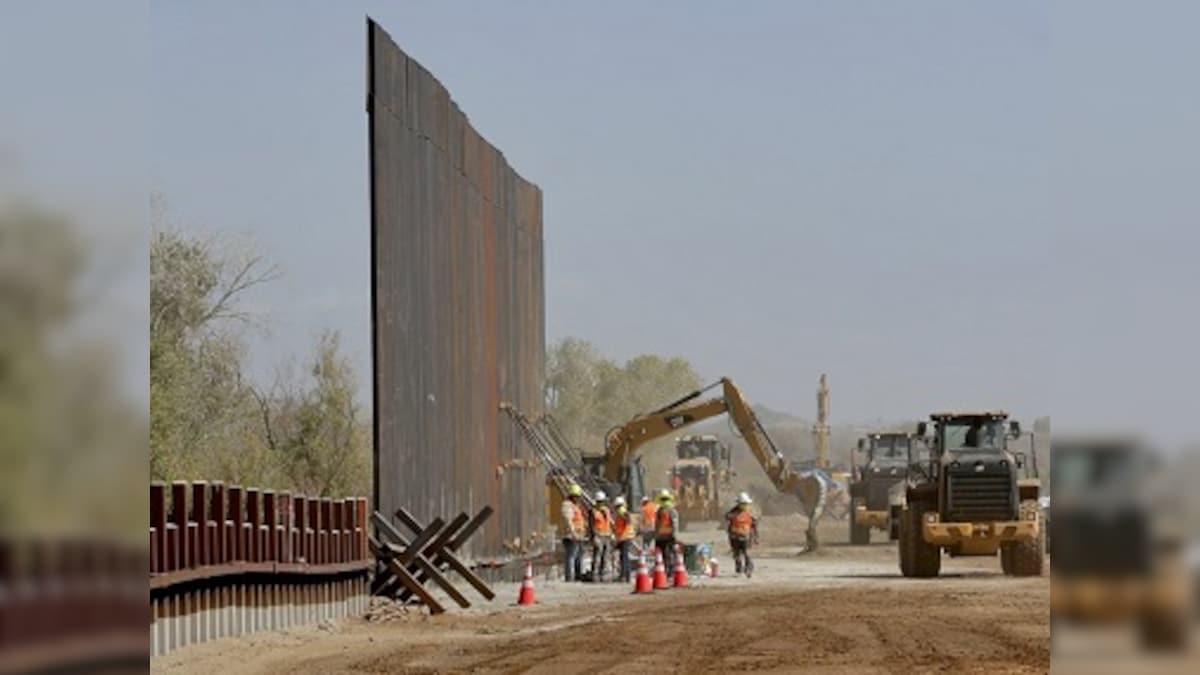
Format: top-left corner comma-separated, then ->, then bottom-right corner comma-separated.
683,543 -> 713,575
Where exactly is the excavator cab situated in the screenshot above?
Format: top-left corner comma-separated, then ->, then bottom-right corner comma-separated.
579,453 -> 645,505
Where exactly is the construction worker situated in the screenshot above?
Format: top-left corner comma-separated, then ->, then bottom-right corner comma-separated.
654,488 -> 680,572
639,494 -> 658,552
561,484 -> 587,582
725,492 -> 760,578
612,496 -> 637,583
590,491 -> 614,582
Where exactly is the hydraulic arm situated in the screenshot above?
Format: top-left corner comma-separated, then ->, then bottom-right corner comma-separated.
603,378 -> 829,550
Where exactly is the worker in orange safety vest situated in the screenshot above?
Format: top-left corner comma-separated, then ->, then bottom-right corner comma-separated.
654,488 -> 680,572
589,491 -> 614,582
612,496 -> 637,583
561,484 -> 587,582
725,492 -> 760,578
639,494 -> 658,552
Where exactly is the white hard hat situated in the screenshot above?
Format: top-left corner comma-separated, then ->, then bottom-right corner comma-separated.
613,496 -> 626,507
737,492 -> 753,505
594,490 -> 608,502
641,494 -> 652,502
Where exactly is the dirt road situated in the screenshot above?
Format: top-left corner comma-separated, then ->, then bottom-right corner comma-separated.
152,516 -> 1049,674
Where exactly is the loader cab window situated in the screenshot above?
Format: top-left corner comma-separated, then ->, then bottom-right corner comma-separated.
872,437 -> 909,466
1053,447 -> 1135,495
942,419 -> 1006,452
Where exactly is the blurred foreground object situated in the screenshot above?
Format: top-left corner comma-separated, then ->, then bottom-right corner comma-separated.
1,194 -> 147,671
0,537 -> 146,673
1050,436 -> 1194,652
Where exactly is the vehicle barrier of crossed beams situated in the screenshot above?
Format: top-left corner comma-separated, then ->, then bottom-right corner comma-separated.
368,506 -> 497,614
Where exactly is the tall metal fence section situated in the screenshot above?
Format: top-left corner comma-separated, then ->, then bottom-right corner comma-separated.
367,18 -> 547,560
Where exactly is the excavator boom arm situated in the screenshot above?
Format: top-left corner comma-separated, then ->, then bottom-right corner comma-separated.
602,377 -> 826,518
603,397 -> 729,481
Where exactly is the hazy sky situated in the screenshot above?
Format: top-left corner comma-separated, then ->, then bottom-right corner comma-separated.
141,2 -> 1197,444
1,2 -> 148,400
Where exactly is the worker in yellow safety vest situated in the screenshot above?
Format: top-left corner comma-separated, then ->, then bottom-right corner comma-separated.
612,496 -> 637,583
639,494 -> 658,552
561,484 -> 587,582
589,491 -> 614,582
654,488 -> 680,572
725,492 -> 760,578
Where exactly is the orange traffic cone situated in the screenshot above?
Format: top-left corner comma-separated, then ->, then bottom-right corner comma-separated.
672,544 -> 689,588
709,555 -> 719,578
652,548 -> 670,590
632,551 -> 653,594
517,561 -> 536,605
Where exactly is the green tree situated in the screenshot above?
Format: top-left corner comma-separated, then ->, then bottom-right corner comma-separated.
258,332 -> 370,497
544,337 -> 702,478
149,219 -> 276,483
150,202 -> 369,498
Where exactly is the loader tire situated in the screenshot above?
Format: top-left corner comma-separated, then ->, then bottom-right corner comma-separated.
899,505 -> 940,578
1009,500 -> 1045,577
1000,544 -> 1015,575
849,499 -> 871,545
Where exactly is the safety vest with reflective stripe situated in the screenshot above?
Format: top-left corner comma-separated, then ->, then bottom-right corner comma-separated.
640,503 -> 658,533
592,507 -> 613,537
564,500 -> 586,539
729,509 -> 754,537
614,511 -> 636,541
656,506 -> 676,537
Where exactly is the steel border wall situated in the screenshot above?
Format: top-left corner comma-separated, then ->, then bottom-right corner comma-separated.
367,18 -> 547,560
148,481 -> 371,657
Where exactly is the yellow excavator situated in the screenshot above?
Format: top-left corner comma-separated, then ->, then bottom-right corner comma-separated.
504,377 -> 831,551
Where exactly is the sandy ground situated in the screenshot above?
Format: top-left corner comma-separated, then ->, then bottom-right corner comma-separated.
152,516 -> 1049,674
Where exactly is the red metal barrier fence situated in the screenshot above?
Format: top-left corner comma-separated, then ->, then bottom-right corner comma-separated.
149,481 -> 369,581
150,481 -> 372,657
0,537 -> 146,673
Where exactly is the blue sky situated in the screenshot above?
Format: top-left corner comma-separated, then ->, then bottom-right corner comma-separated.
138,1 -> 1198,444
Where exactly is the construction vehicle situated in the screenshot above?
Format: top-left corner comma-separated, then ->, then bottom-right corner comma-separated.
670,435 -> 733,525
675,434 -> 733,477
898,411 -> 1044,577
848,432 -> 920,545
505,378 -> 831,551
604,378 -> 830,550
1050,437 -> 1192,650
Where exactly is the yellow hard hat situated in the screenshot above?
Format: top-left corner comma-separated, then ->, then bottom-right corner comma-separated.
568,484 -> 583,497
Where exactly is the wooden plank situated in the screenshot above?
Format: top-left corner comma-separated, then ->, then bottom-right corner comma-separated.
395,508 -> 495,601
191,482 -> 208,566
228,486 -> 244,562
246,489 -> 261,563
356,499 -> 368,560
447,506 -> 494,551
170,482 -> 188,569
392,512 -> 469,601
368,537 -> 444,614
370,513 -> 469,608
150,484 -> 166,574
209,483 -> 226,564
378,514 -> 462,599
263,492 -> 277,562
369,511 -> 444,595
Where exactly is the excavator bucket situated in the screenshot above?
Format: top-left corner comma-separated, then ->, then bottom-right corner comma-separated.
789,470 -> 830,551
